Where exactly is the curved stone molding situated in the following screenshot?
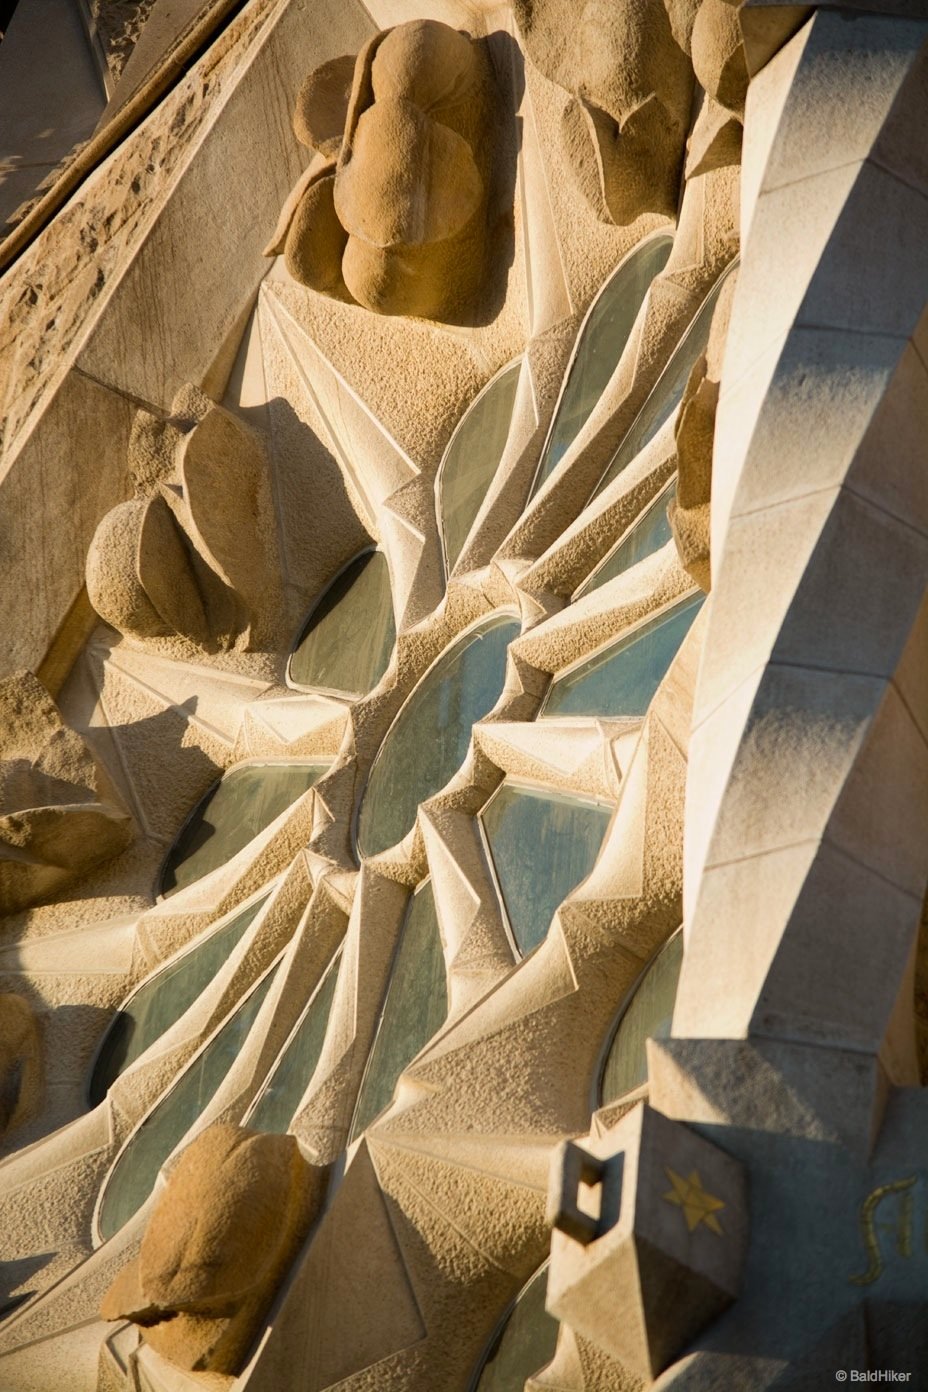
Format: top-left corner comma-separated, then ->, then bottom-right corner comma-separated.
100,1123 -> 326,1374
0,670 -> 133,914
86,385 -> 281,654
267,19 -> 496,322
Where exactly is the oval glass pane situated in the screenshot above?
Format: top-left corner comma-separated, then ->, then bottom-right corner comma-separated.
542,592 -> 703,721
531,234 -> 673,496
481,784 -> 612,957
161,762 -> 329,898
248,948 -> 342,1134
440,362 -> 521,573
474,1264 -> 559,1392
89,893 -> 270,1108
591,259 -> 738,500
600,929 -> 683,1103
97,967 -> 277,1240
288,550 -> 395,696
350,881 -> 447,1141
577,477 -> 676,599
357,615 -> 521,859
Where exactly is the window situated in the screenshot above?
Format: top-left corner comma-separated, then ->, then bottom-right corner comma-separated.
590,259 -> 738,500
481,783 -> 612,957
97,966 -> 278,1240
472,1263 -> 559,1392
350,881 -> 447,1140
576,476 -> 677,598
600,929 -> 683,1104
288,549 -> 395,696
542,593 -> 703,720
357,616 -> 520,859
246,948 -> 342,1134
161,762 -> 329,897
530,234 -> 673,496
439,361 -> 521,574
89,892 -> 270,1107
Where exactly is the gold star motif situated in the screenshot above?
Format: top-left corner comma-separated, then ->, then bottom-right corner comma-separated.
662,1167 -> 726,1235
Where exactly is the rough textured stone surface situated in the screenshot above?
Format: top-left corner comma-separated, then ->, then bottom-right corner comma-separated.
513,0 -> 693,225
100,1123 -> 327,1374
0,670 -> 133,913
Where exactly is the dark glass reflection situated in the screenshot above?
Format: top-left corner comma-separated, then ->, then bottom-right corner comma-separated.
357,616 -> 521,859
542,593 -> 703,720
578,477 -> 677,598
591,259 -> 738,499
289,550 -> 395,696
89,894 -> 269,1108
98,968 -> 277,1240
474,1264 -> 559,1392
482,784 -> 612,957
161,762 -> 328,897
601,929 -> 683,1103
441,362 -> 521,573
350,882 -> 447,1140
248,949 -> 342,1134
532,235 -> 673,495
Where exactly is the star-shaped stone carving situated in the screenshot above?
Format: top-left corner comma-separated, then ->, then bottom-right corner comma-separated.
662,1167 -> 725,1235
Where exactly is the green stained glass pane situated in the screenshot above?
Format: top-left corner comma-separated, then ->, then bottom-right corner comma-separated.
441,362 -> 521,572
601,930 -> 683,1103
578,478 -> 677,598
249,949 -> 342,1134
592,260 -> 737,499
97,968 -> 277,1240
532,235 -> 673,495
289,550 -> 395,696
482,784 -> 612,958
161,762 -> 328,898
89,894 -> 269,1108
474,1265 -> 559,1392
543,593 -> 703,721
357,616 -> 521,859
350,882 -> 447,1141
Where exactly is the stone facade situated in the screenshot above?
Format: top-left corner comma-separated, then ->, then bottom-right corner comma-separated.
0,1 -> 925,1389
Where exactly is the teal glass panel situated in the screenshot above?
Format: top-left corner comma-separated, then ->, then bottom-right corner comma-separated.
601,930 -> 683,1103
482,784 -> 612,957
248,949 -> 342,1134
89,894 -> 269,1108
542,592 -> 703,720
98,968 -> 277,1240
578,478 -> 677,598
288,550 -> 395,696
357,616 -> 521,859
350,882 -> 447,1141
532,235 -> 672,495
441,362 -> 521,573
474,1265 -> 559,1392
592,260 -> 737,498
162,762 -> 329,897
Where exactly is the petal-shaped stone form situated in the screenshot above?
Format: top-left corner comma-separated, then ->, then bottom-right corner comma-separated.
293,53 -> 357,156
283,170 -> 352,298
102,1124 -> 326,1374
691,0 -> 749,117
